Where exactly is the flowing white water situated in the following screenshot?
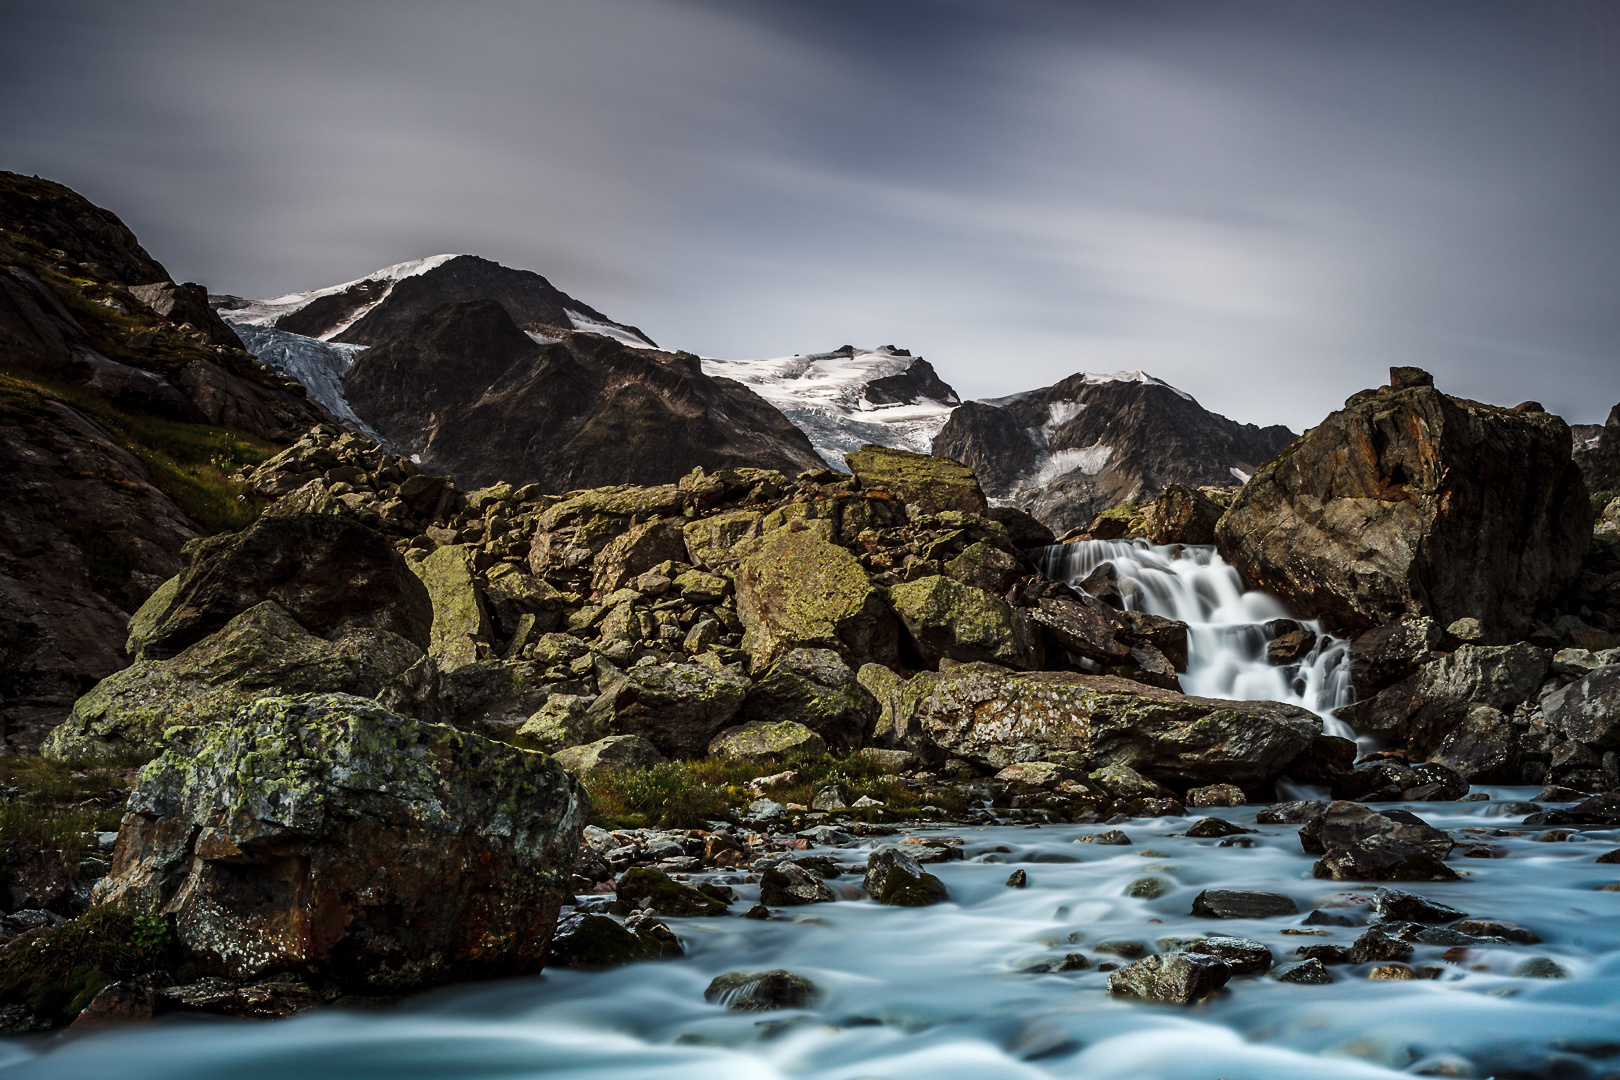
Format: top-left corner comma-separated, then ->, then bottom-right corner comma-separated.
1037,540 -> 1356,738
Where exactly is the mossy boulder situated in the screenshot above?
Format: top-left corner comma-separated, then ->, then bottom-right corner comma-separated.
943,541 -> 1025,596
844,444 -> 987,516
126,513 -> 432,663
406,544 -> 493,672
591,519 -> 687,597
482,563 -> 566,644
738,648 -> 879,751
612,867 -> 728,917
887,575 -> 1042,670
515,695 -> 602,753
589,662 -> 749,759
863,847 -> 948,906
93,692 -> 585,992
734,527 -> 898,670
1139,484 -> 1224,545
44,602 -> 425,761
681,509 -> 763,570
554,734 -> 667,773
708,720 -> 827,762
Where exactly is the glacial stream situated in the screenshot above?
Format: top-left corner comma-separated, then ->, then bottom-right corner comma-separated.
5,543 -> 1618,1079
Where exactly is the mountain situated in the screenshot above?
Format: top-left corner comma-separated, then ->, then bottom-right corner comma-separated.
701,345 -> 960,469
933,370 -> 1297,534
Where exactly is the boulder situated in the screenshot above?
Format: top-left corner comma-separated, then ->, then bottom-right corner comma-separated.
738,648 -> 878,751
1331,758 -> 1468,802
734,527 -> 898,669
759,862 -> 836,905
1029,596 -> 1132,665
1106,952 -> 1230,1004
546,912 -> 682,969
943,542 -> 1025,597
1430,705 -> 1520,782
887,574 -> 1042,670
553,735 -> 666,774
126,514 -> 433,663
406,544 -> 493,672
1139,484 -> 1224,546
481,564 -> 565,645
1543,666 -> 1620,749
1300,801 -> 1458,882
93,693 -> 584,992
680,509 -> 763,570
591,662 -> 749,759
1180,936 -> 1274,974
612,867 -> 727,916
515,695 -> 603,753
591,520 -> 687,597
891,668 -> 1320,792
705,969 -> 819,1011
43,602 -> 425,760
844,445 -> 987,516
1349,616 -> 1443,695
1336,643 -> 1550,758
1215,368 -> 1591,637
1190,889 -> 1299,919
708,721 -> 827,762
1368,888 -> 1467,924
863,847 -> 949,906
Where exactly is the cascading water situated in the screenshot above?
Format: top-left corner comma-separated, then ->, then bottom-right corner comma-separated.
1037,540 -> 1356,739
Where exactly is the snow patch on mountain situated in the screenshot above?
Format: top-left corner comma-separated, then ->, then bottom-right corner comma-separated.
217,255 -> 463,340
228,321 -> 387,445
700,347 -> 958,469
563,309 -> 657,349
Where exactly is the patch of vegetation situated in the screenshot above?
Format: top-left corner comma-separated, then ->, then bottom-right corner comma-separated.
0,755 -> 139,864
580,750 -> 973,830
0,906 -> 196,1024
1593,489 -> 1619,516
0,363 -> 273,533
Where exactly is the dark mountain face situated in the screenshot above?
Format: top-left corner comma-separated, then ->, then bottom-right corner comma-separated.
863,356 -> 960,408
275,255 -> 656,349
934,373 -> 1296,534
343,299 -> 825,490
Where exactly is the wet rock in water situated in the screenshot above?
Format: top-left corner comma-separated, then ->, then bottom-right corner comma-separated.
1266,627 -> 1318,666
546,913 -> 682,970
1369,887 -> 1468,924
1076,830 -> 1133,845
154,973 -> 321,1020
1512,957 -> 1570,979
1257,800 -> 1328,825
1451,918 -> 1541,945
1596,849 -> 1620,864
1185,817 -> 1255,839
1214,368 -> 1589,638
1095,939 -> 1149,959
1271,958 -> 1333,984
738,648 -> 878,752
864,848 -> 949,906
1350,927 -> 1415,964
1106,952 -> 1231,1005
1126,876 -> 1169,899
1331,758 -> 1468,803
741,904 -> 770,920
1536,785 -> 1591,803
1187,783 -> 1246,808
613,867 -> 729,917
1313,836 -> 1459,883
1301,801 -> 1458,882
708,720 -> 827,763
1295,944 -> 1353,965
1006,869 -> 1028,888
1366,964 -> 1415,980
94,693 -> 584,993
1017,953 -> 1090,973
1525,792 -> 1620,827
759,862 -> 836,906
705,969 -> 820,1011
1182,936 -> 1274,974
554,735 -> 667,774
1191,889 -> 1299,919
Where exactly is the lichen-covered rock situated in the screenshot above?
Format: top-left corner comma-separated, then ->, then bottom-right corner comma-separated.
1139,483 -> 1223,546
708,721 -> 826,762
591,520 -> 687,598
734,527 -> 898,670
1106,952 -> 1230,1004
126,513 -> 433,662
44,602 -> 425,760
481,564 -> 565,645
844,444 -> 986,516
1215,368 -> 1591,637
406,544 -> 493,672
888,575 -> 1042,670
1543,665 -> 1620,749
739,648 -> 878,751
863,847 -> 949,906
681,509 -> 763,570
590,662 -> 749,759
93,693 -> 585,992
893,668 -> 1320,791
553,735 -> 666,773
515,695 -> 602,753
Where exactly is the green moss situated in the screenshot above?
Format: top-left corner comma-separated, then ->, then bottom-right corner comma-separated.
843,445 -> 987,515
0,907 -> 194,1025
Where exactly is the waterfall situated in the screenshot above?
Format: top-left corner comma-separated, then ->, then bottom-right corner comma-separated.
1036,540 -> 1355,739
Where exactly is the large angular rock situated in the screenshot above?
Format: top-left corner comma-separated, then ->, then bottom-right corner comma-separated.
738,648 -> 878,751
863,847 -> 949,906
43,602 -> 425,760
1335,643 -> 1550,758
1106,952 -> 1230,1004
126,513 -> 433,663
681,509 -> 763,570
406,544 -> 493,672
1300,800 -> 1458,882
734,527 -> 898,670
1429,705 -> 1520,782
708,721 -> 827,762
553,735 -> 666,773
1543,666 -> 1620,749
93,693 -> 585,992
481,564 -> 565,645
1139,484 -> 1223,546
887,574 -> 1042,670
591,662 -> 749,759
1216,368 -> 1591,637
1029,596 -> 1132,665
844,444 -> 987,516
894,668 -> 1320,792
590,519 -> 687,597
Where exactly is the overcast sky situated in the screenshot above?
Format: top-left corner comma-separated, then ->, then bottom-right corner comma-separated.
4,0 -> 1618,430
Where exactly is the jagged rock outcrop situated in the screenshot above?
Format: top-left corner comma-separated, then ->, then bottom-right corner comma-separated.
1575,403 -> 1620,494
94,693 -> 584,992
1216,367 -> 1591,637
934,371 -> 1294,534
340,299 -> 824,490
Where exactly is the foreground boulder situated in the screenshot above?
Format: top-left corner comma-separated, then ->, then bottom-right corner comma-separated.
1216,367 -> 1590,637
734,527 -> 899,670
1106,952 -> 1230,1004
126,513 -> 434,662
1299,801 -> 1457,882
844,445 -> 988,516
43,602 -> 425,760
890,668 -> 1321,793
94,693 -> 585,992
888,575 -> 1042,670
738,648 -> 878,750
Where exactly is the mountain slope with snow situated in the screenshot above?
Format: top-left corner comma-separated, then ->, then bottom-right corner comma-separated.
701,346 -> 960,468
